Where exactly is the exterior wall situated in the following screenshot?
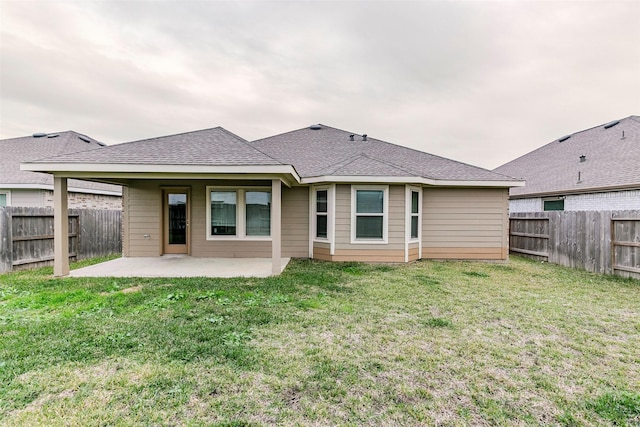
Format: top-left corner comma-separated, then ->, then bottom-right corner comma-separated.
1,188 -> 121,209
510,189 -> 640,212
422,188 -> 509,260
408,242 -> 420,262
3,189 -> 43,207
281,186 -> 309,258
314,184 -> 405,262
124,180 -> 309,258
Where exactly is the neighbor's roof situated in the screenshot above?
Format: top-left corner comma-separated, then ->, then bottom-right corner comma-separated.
252,124 -> 519,183
1,131 -> 121,194
493,116 -> 640,198
27,127 -> 284,166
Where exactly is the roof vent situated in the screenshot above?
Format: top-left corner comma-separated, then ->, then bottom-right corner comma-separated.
558,135 -> 571,142
32,133 -> 47,138
47,134 -> 59,138
362,134 -> 367,141
78,135 -> 91,143
579,155 -> 586,162
97,142 -> 106,147
309,124 -> 322,130
349,134 -> 355,141
604,120 -> 620,129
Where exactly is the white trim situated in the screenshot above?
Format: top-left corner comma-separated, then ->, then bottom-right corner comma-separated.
311,184 -> 336,255
0,190 -> 11,207
351,185 -> 389,245
308,186 -> 314,258
0,183 -> 121,196
405,186 -> 422,262
20,162 -> 523,189
302,175 -> 523,188
206,186 -> 273,241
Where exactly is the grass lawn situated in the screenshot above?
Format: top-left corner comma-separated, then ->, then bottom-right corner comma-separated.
1,256 -> 639,426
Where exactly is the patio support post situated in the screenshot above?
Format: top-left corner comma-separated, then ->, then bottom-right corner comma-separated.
53,176 -> 69,277
271,179 -> 282,275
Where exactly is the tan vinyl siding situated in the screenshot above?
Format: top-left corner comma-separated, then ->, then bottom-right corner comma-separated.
127,181 -> 162,257
334,184 -> 405,251
281,186 -> 309,258
422,188 -> 509,260
313,242 -> 331,261
408,242 -> 420,261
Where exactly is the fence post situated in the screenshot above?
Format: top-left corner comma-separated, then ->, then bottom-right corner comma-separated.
0,207 -> 13,273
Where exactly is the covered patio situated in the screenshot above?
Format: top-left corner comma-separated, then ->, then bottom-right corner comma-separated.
70,255 -> 291,278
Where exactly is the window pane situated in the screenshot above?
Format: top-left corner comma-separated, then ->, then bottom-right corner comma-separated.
316,215 -> 327,238
246,191 -> 271,236
316,190 -> 328,213
356,216 -> 383,239
211,191 -> 236,235
356,190 -> 384,213
411,216 -> 419,239
0,194 -> 6,207
168,193 -> 187,244
543,200 -> 564,211
411,191 -> 419,214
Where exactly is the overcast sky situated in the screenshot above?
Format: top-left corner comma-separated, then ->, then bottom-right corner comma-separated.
1,1 -> 638,170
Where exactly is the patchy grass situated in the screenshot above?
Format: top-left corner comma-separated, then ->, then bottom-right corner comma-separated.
0,256 -> 638,426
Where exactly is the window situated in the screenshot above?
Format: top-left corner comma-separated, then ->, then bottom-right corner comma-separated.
210,191 -> 237,235
543,199 -> 564,211
0,191 -> 9,207
245,191 -> 271,236
207,188 -> 271,239
352,186 -> 388,243
315,189 -> 328,238
410,189 -> 420,240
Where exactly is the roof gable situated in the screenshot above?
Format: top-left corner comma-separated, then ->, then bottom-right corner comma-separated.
494,116 -> 640,197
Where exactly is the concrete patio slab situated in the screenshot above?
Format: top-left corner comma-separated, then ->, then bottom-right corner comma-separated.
69,256 -> 291,278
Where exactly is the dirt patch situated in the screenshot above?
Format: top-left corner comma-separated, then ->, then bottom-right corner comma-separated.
120,285 -> 143,294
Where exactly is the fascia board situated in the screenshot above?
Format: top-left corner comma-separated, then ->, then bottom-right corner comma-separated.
301,175 -> 525,188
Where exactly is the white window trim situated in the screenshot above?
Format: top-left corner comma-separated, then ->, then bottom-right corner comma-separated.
0,190 -> 11,207
310,184 -> 336,254
542,196 -> 565,212
206,186 -> 272,241
405,185 -> 422,262
351,185 -> 389,245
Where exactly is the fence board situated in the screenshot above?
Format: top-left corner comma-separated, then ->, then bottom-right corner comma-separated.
510,210 -> 640,279
0,207 -> 121,273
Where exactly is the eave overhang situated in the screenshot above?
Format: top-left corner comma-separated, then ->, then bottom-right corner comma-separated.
301,175 -> 525,188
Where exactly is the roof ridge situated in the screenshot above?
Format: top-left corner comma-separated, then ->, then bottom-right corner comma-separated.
318,153 -> 368,176
357,153 -> 417,176
222,127 -> 287,166
97,126 -> 229,149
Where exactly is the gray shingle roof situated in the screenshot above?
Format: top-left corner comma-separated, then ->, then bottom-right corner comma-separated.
34,127 -> 284,166
493,116 -> 640,197
1,131 -> 121,193
251,124 -> 517,181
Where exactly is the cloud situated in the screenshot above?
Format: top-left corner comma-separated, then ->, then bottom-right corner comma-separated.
1,0 -> 638,168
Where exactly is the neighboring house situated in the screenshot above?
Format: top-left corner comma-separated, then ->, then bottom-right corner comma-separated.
22,124 -> 523,276
1,131 -> 122,208
494,116 -> 640,212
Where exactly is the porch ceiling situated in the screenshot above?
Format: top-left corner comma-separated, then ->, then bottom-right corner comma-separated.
70,256 -> 290,278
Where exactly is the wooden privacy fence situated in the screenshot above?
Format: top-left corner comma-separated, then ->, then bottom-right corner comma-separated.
509,210 -> 640,279
0,207 -> 121,273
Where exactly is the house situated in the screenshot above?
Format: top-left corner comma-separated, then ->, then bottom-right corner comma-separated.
494,116 -> 640,212
21,124 -> 523,276
1,131 -> 122,208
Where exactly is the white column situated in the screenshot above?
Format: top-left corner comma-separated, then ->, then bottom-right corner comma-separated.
53,176 -> 69,276
271,179 -> 282,275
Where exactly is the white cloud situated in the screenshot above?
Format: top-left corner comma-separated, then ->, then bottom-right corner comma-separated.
1,0 -> 638,168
